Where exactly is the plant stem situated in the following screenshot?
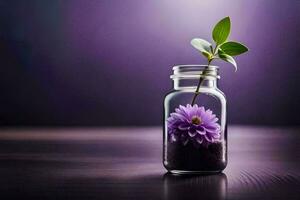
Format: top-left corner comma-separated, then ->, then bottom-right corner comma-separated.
191,60 -> 211,106
191,45 -> 218,106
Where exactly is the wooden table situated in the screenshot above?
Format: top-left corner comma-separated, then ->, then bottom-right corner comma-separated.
0,126 -> 299,199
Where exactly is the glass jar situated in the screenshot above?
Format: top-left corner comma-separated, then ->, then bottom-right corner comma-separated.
163,65 -> 227,174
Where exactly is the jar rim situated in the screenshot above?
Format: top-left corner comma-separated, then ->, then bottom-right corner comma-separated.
171,64 -> 220,79
172,64 -> 219,70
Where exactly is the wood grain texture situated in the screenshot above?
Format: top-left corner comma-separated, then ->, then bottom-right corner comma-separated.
0,126 -> 299,200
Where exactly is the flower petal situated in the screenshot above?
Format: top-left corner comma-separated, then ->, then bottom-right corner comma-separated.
196,137 -> 203,144
181,134 -> 189,145
188,131 -> 197,137
212,133 -> 221,139
196,126 -> 206,135
178,124 -> 190,131
204,134 -> 214,142
196,129 -> 206,135
170,134 -> 178,142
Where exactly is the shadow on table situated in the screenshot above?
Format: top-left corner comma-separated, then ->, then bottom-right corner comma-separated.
163,172 -> 227,200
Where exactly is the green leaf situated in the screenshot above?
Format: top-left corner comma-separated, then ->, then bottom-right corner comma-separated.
191,38 -> 212,54
201,51 -> 212,60
218,53 -> 237,71
220,41 -> 248,56
212,16 -> 231,45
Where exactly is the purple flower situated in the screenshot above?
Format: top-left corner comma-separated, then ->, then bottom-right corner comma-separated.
167,104 -> 221,147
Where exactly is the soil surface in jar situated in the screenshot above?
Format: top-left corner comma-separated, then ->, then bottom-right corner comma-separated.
166,141 -> 226,172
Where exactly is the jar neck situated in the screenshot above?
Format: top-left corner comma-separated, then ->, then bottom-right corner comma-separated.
171,65 -> 220,90
174,77 -> 218,90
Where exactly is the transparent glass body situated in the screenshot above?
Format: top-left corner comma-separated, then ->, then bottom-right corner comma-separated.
163,65 -> 227,174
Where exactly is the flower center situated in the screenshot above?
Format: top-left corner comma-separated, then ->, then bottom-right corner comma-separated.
191,116 -> 201,125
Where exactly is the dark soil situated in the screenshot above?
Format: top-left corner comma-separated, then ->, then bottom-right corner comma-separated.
164,141 -> 227,172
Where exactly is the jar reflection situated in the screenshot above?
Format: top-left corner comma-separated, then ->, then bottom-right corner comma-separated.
163,173 -> 227,200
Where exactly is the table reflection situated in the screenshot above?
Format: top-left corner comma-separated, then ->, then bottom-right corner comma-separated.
163,173 -> 227,200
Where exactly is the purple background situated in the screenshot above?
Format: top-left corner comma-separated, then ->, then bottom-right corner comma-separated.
0,0 -> 299,126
